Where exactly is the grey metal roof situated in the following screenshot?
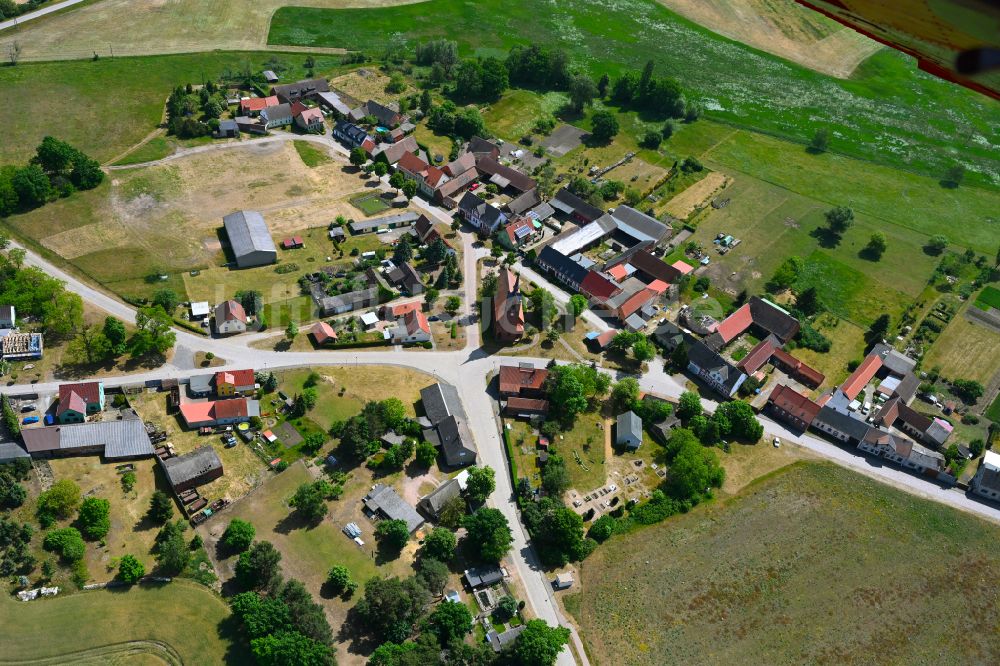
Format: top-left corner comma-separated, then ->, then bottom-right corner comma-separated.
617,411 -> 642,441
188,374 -> 213,394
162,445 -> 222,487
420,382 -> 465,424
609,206 -> 670,244
0,441 -> 29,463
815,405 -> 872,442
488,625 -> 526,652
464,565 -> 503,588
22,418 -> 154,459
223,211 -> 276,259
349,211 -> 419,233
363,484 -> 424,532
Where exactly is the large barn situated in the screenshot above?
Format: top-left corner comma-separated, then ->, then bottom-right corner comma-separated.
223,210 -> 277,268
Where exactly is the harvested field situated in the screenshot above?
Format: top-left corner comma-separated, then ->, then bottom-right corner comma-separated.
663,171 -> 730,219
566,462 -> 1000,665
330,68 -> 413,106
655,0 -> 882,77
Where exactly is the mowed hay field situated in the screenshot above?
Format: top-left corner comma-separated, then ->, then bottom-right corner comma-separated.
922,305 -> 1000,387
564,462 -> 1000,665
0,579 -> 246,664
5,139 -> 401,302
655,0 -> 881,77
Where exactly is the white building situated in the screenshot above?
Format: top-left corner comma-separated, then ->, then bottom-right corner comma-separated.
971,450 -> 1000,501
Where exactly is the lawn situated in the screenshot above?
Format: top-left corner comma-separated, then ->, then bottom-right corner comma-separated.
922,304 -> 1000,386
294,139 -> 333,167
565,461 -> 1000,665
110,135 -> 173,166
269,1 -> 999,190
202,461 -> 415,664
482,88 -> 569,141
788,313 -> 867,391
350,192 -> 393,217
986,393 -> 1000,424
0,50 -> 349,165
793,250 -> 909,327
0,579 -> 246,664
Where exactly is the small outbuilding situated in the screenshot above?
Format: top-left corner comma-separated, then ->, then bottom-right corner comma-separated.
161,445 -> 223,493
616,410 -> 643,450
553,572 -> 574,590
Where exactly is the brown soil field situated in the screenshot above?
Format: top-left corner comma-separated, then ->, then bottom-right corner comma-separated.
663,171 -> 731,219
656,0 -> 882,77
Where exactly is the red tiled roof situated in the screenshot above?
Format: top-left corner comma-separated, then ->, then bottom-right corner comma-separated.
240,96 -> 279,113
595,330 -> 616,348
617,288 -> 657,320
504,218 -> 533,245
840,353 -> 883,400
607,264 -> 629,281
215,369 -> 255,388
714,303 -> 753,343
647,279 -> 669,294
213,398 -> 250,420
505,397 -> 549,413
424,166 -> 448,187
499,365 -> 549,395
770,348 -> 826,387
671,260 -> 694,275
404,309 -> 430,335
311,321 -> 337,344
768,384 -> 822,425
580,271 -> 620,302
386,301 -> 422,318
58,382 -> 101,410
737,338 -> 778,374
397,151 -> 429,174
179,402 -> 214,426
216,300 -> 247,323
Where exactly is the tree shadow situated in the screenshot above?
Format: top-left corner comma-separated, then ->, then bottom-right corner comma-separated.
273,509 -> 316,534
809,226 -> 842,249
938,179 -> 959,189
857,246 -> 883,262
216,612 -> 254,665
804,146 -> 825,155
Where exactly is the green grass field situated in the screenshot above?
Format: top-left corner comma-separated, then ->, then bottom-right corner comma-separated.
269,0 -> 999,189
293,140 -> 332,168
922,304 -> 1000,386
565,461 -> 1000,665
986,393 -> 1000,424
350,192 -> 392,217
111,135 -> 174,166
0,51 -> 350,165
975,286 -> 1000,311
0,579 -> 246,664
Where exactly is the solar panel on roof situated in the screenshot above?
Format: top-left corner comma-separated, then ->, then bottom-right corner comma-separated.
514,225 -> 531,239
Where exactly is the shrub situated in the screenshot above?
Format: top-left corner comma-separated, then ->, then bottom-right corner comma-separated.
222,519 -> 256,553
78,497 -> 111,540
43,527 -> 86,562
118,554 -> 145,583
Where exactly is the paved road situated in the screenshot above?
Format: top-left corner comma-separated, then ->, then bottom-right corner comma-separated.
0,0 -> 86,33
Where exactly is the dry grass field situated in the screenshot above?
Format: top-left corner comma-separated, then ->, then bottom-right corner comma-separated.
0,0 -> 417,61
663,171 -> 730,219
565,462 -> 1000,665
923,304 -> 1000,386
655,0 -> 882,77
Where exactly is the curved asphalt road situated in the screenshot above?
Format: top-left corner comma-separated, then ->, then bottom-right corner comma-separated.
0,0 -> 87,33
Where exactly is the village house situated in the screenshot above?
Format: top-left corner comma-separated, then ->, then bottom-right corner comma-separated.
498,216 -> 542,250
315,91 -> 352,117
458,191 -> 508,235
56,381 -> 105,424
333,120 -> 376,152
535,246 -> 590,292
214,119 -> 240,139
239,95 -> 279,116
311,321 -> 338,346
766,384 -> 822,431
971,450 -> 1000,501
223,210 -> 277,268
315,287 -> 380,317
213,300 -> 248,336
704,296 -> 800,351
260,103 -> 293,129
858,429 -> 948,479
371,135 -> 420,166
291,102 -> 325,133
417,477 -> 462,521
616,411 -> 643,450
349,211 -> 419,235
686,340 -> 747,398
396,151 -> 449,198
420,383 -> 478,468
363,484 -> 424,533
270,77 -> 330,104
349,99 -> 405,128
391,309 -> 432,344
551,187 -> 604,224
498,363 -> 548,398
161,445 -> 224,493
179,397 -> 260,429
492,268 -> 524,342
214,369 -> 256,397
386,262 -> 424,296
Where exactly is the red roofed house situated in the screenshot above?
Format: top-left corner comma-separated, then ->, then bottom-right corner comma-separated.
498,364 -> 549,398
240,95 -> 280,116
606,264 -> 629,281
291,101 -> 325,132
57,381 -> 105,424
311,321 -> 338,346
382,301 -> 422,319
767,384 -> 822,431
503,397 -> 550,417
713,303 -> 754,345
737,338 -> 779,374
397,151 -> 449,198
214,300 -> 248,337
179,398 -> 260,429
671,260 -> 694,276
282,236 -> 304,249
580,271 -> 622,304
392,309 -> 431,344
616,288 -> 658,322
840,354 -> 883,400
499,217 -> 539,250
770,348 -> 826,389
493,268 -> 524,342
214,369 -> 256,397
711,297 -> 800,347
